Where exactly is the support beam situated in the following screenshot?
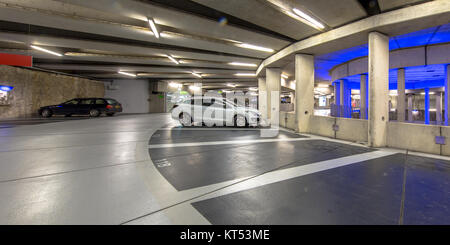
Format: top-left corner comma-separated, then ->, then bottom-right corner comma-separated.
266,68 -> 281,126
408,95 -> 413,122
368,32 -> 389,147
424,88 -> 430,125
397,68 -> 406,122
360,74 -> 368,120
446,65 -> 450,126
258,77 -> 267,122
295,54 -> 315,133
436,92 -> 442,125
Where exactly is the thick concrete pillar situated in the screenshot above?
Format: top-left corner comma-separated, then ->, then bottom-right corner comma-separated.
295,54 -> 315,133
266,68 -> 281,126
340,79 -> 346,117
445,65 -> 450,125
368,32 -> 389,147
397,68 -> 406,122
436,92 -> 442,125
408,95 -> 413,122
360,74 -> 367,119
424,88 -> 430,125
258,77 -> 267,121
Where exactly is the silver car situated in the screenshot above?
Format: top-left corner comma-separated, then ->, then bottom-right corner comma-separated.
171,96 -> 261,127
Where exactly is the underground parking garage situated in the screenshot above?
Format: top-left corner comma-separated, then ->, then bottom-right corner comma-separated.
0,0 -> 450,238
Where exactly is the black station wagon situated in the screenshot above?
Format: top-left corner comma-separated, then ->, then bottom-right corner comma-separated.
38,98 -> 122,117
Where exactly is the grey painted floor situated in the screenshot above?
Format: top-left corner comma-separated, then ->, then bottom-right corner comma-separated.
1,113 -> 449,225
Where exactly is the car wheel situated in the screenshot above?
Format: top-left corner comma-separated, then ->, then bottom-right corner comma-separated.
234,114 -> 247,127
41,109 -> 52,118
89,109 -> 100,117
106,113 -> 115,117
179,113 -> 192,126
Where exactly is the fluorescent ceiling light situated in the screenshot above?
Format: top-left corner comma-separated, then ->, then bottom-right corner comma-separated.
191,72 -> 202,78
148,18 -> 159,38
237,43 -> 274,53
169,82 -> 182,88
281,74 -> 289,79
235,73 -> 256,77
167,55 -> 179,64
227,83 -> 236,87
30,45 -> 63,57
249,87 -> 258,91
189,85 -> 201,91
292,8 -> 324,30
317,84 -> 330,88
118,71 -> 137,77
229,62 -> 257,67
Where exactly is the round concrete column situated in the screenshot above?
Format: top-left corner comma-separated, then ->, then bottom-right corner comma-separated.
266,68 -> 281,126
397,68 -> 406,122
295,54 -> 314,133
360,74 -> 368,119
368,32 -> 389,147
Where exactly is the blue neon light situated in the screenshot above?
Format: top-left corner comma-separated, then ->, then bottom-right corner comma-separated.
0,86 -> 13,92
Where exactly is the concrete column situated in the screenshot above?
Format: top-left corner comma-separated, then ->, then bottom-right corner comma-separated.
360,74 -> 367,119
368,32 -> 389,147
340,79 -> 351,118
295,54 -> 315,133
408,95 -> 413,122
397,68 -> 406,122
445,65 -> 450,126
266,68 -> 281,126
334,82 -> 340,117
436,92 -> 442,125
424,88 -> 430,125
258,77 -> 267,121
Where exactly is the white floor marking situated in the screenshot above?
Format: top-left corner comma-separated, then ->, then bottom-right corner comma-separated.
148,137 -> 313,148
182,150 -> 397,203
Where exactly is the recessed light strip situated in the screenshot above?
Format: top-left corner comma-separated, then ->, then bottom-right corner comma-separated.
235,73 -> 256,77
191,72 -> 202,78
30,45 -> 63,57
118,71 -> 137,77
167,55 -> 179,64
292,8 -> 324,30
237,43 -> 274,53
148,18 -> 159,38
229,62 -> 257,67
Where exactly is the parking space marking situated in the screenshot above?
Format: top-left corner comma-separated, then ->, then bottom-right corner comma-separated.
148,137 -> 313,149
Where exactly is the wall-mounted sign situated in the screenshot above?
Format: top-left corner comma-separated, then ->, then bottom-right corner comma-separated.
0,53 -> 32,67
0,85 -> 13,105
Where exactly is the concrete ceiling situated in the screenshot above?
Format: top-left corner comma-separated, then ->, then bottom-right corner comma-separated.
0,0 -> 440,88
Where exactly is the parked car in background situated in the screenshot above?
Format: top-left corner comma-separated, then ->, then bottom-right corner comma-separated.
171,96 -> 261,127
39,98 -> 122,117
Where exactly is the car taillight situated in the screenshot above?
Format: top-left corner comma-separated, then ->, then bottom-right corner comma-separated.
106,105 -> 113,109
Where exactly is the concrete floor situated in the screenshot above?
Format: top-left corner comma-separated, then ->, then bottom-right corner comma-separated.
0,113 -> 449,224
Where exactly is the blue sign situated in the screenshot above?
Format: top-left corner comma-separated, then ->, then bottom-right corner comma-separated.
0,85 -> 13,92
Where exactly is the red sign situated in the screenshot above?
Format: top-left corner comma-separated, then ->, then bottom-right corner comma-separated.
0,53 -> 33,67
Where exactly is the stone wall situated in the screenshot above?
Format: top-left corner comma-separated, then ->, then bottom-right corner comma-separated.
0,65 -> 105,118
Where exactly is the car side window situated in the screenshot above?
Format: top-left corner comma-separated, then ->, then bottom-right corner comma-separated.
202,99 -> 215,107
80,99 -> 93,105
63,99 -> 79,105
96,99 -> 106,105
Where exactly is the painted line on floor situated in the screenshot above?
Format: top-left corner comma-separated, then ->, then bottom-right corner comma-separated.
184,150 -> 398,203
148,137 -> 313,149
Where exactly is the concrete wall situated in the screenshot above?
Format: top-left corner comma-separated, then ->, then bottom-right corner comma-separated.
280,111 -> 296,130
104,79 -> 150,114
387,122 -> 443,155
280,114 -> 368,142
0,65 -> 104,118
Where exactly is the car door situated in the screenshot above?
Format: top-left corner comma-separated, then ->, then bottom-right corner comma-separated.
78,99 -> 94,114
57,99 -> 80,114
